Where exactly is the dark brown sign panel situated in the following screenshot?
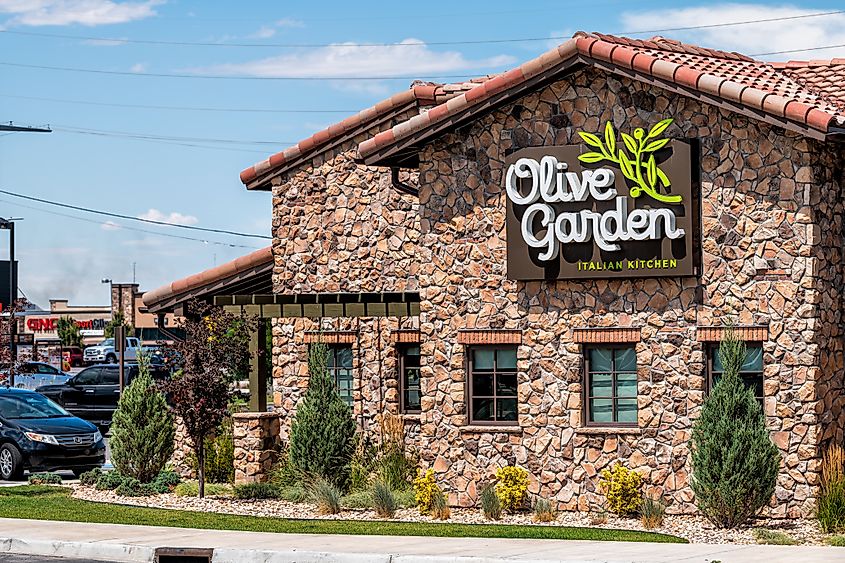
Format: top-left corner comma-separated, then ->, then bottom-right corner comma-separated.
504,134 -> 698,280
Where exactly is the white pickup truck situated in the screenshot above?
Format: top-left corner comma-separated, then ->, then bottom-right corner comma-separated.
83,337 -> 140,364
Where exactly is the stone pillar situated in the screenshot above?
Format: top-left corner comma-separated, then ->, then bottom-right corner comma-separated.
233,412 -> 281,484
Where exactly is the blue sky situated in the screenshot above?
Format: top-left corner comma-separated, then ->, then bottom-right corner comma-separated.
1,0 -> 844,307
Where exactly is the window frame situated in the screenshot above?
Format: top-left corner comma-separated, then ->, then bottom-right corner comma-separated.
324,344 -> 354,407
706,342 -> 765,404
583,344 -> 639,428
398,344 -> 421,414
466,345 -> 519,426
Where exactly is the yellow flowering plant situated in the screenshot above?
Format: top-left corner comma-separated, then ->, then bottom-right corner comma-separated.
494,465 -> 529,512
599,463 -> 643,516
413,469 -> 443,515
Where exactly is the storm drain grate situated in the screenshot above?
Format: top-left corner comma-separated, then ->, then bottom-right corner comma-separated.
154,547 -> 213,563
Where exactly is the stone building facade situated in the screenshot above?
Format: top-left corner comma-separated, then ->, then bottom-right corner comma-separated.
165,32 -> 845,517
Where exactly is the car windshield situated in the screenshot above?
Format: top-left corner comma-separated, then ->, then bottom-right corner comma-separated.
98,339 -> 114,347
0,393 -> 71,419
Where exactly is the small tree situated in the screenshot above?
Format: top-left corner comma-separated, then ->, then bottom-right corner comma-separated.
288,340 -> 356,488
110,353 -> 175,483
0,298 -> 30,378
690,327 -> 780,528
57,316 -> 82,347
105,311 -> 134,339
162,301 -> 255,497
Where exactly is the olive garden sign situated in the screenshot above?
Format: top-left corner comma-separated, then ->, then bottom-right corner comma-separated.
504,119 -> 699,280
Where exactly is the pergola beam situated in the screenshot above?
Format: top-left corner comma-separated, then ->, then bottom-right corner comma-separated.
216,292 -> 421,318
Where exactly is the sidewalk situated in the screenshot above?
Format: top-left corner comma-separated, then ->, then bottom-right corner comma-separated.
0,518 -> 841,563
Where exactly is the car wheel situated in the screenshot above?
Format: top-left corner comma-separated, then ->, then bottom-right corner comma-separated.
105,354 -> 117,363
0,444 -> 24,481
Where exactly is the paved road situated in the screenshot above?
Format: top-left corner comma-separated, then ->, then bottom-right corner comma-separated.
0,554 -> 115,563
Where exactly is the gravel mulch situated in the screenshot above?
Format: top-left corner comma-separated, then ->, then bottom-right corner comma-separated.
71,485 -> 830,546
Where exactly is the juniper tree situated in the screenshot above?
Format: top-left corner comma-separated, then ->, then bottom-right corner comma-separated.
288,340 -> 356,488
690,327 -> 780,528
56,316 -> 82,348
110,353 -> 175,483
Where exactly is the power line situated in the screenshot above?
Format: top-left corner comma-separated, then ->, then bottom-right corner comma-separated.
750,43 -> 845,57
52,131 -> 273,154
0,189 -> 271,240
0,93 -> 355,114
52,125 -> 293,146
0,198 -> 261,249
1,10 -> 842,48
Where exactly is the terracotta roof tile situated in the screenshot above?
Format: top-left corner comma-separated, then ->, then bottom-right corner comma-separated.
358,32 -> 845,162
142,246 -> 273,308
239,79 -> 487,188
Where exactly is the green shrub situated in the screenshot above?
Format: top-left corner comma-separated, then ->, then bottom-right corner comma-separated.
95,471 -> 128,491
430,489 -> 450,520
752,529 -> 799,545
600,464 -> 642,516
115,476 -> 154,497
313,478 -> 341,515
372,481 -> 397,518
109,356 -> 175,484
827,535 -> 845,547
288,341 -> 356,489
278,484 -> 311,503
394,489 -> 416,508
818,444 -> 845,533
232,482 -> 282,500
640,495 -> 666,529
532,498 -> 558,523
480,484 -> 501,520
348,437 -> 378,492
149,469 -> 181,494
690,328 -> 780,528
495,466 -> 529,513
174,481 -> 233,497
342,490 -> 373,509
189,416 -> 235,484
78,468 -> 102,487
28,472 -> 62,485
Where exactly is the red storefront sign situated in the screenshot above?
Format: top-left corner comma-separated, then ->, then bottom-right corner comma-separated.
26,317 -> 107,332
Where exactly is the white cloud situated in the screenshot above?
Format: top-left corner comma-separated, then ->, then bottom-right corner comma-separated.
129,62 -> 146,72
0,0 -> 163,27
101,220 -> 120,231
250,26 -> 276,39
193,39 -> 516,80
621,3 -> 845,60
138,208 -> 198,226
275,17 -> 304,28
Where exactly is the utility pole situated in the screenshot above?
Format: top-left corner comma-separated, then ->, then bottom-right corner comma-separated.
1,121 -> 50,385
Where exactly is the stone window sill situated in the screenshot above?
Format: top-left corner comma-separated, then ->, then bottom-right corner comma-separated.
400,414 -> 421,422
576,427 -> 641,435
461,425 -> 523,434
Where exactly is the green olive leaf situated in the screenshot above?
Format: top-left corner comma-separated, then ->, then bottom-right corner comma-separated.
647,118 -> 673,140
621,132 -> 638,154
578,131 -> 604,150
578,152 -> 606,164
618,150 -> 634,180
644,138 -> 670,152
604,121 -> 616,155
647,154 -> 657,188
656,167 -> 671,187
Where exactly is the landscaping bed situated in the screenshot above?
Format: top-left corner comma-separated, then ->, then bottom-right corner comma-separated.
70,484 -> 827,546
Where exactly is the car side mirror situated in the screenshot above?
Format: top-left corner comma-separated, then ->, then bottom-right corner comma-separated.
68,377 -> 78,387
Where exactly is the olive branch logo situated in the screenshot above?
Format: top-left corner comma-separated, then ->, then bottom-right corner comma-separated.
577,118 -> 681,204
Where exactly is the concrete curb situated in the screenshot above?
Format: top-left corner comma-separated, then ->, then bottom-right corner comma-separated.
0,537 -> 154,562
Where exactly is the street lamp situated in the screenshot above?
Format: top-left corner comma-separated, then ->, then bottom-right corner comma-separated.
1,217 -> 22,386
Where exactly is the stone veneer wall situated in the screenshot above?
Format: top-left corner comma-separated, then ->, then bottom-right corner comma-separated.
268,122 -> 423,444
411,67 -> 845,517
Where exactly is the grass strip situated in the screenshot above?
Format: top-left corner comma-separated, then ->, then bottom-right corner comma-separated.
0,486 -> 686,543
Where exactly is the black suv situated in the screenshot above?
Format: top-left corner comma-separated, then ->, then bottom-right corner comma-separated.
0,388 -> 105,479
36,363 -> 170,428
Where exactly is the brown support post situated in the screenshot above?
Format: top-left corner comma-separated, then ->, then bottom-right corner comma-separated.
249,321 -> 267,412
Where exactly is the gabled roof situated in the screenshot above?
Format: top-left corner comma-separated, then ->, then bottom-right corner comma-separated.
358,32 -> 845,165
773,59 -> 845,110
239,79 -> 488,190
142,246 -> 273,313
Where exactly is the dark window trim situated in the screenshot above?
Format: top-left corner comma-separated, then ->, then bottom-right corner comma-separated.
398,344 -> 421,414
466,344 -> 519,426
583,344 -> 638,428
705,341 -> 765,403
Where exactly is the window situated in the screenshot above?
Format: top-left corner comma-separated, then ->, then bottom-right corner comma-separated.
327,345 -> 354,406
399,345 -> 421,414
74,367 -> 100,385
708,344 -> 764,403
585,347 -> 638,426
101,368 -> 119,385
468,347 -> 518,424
